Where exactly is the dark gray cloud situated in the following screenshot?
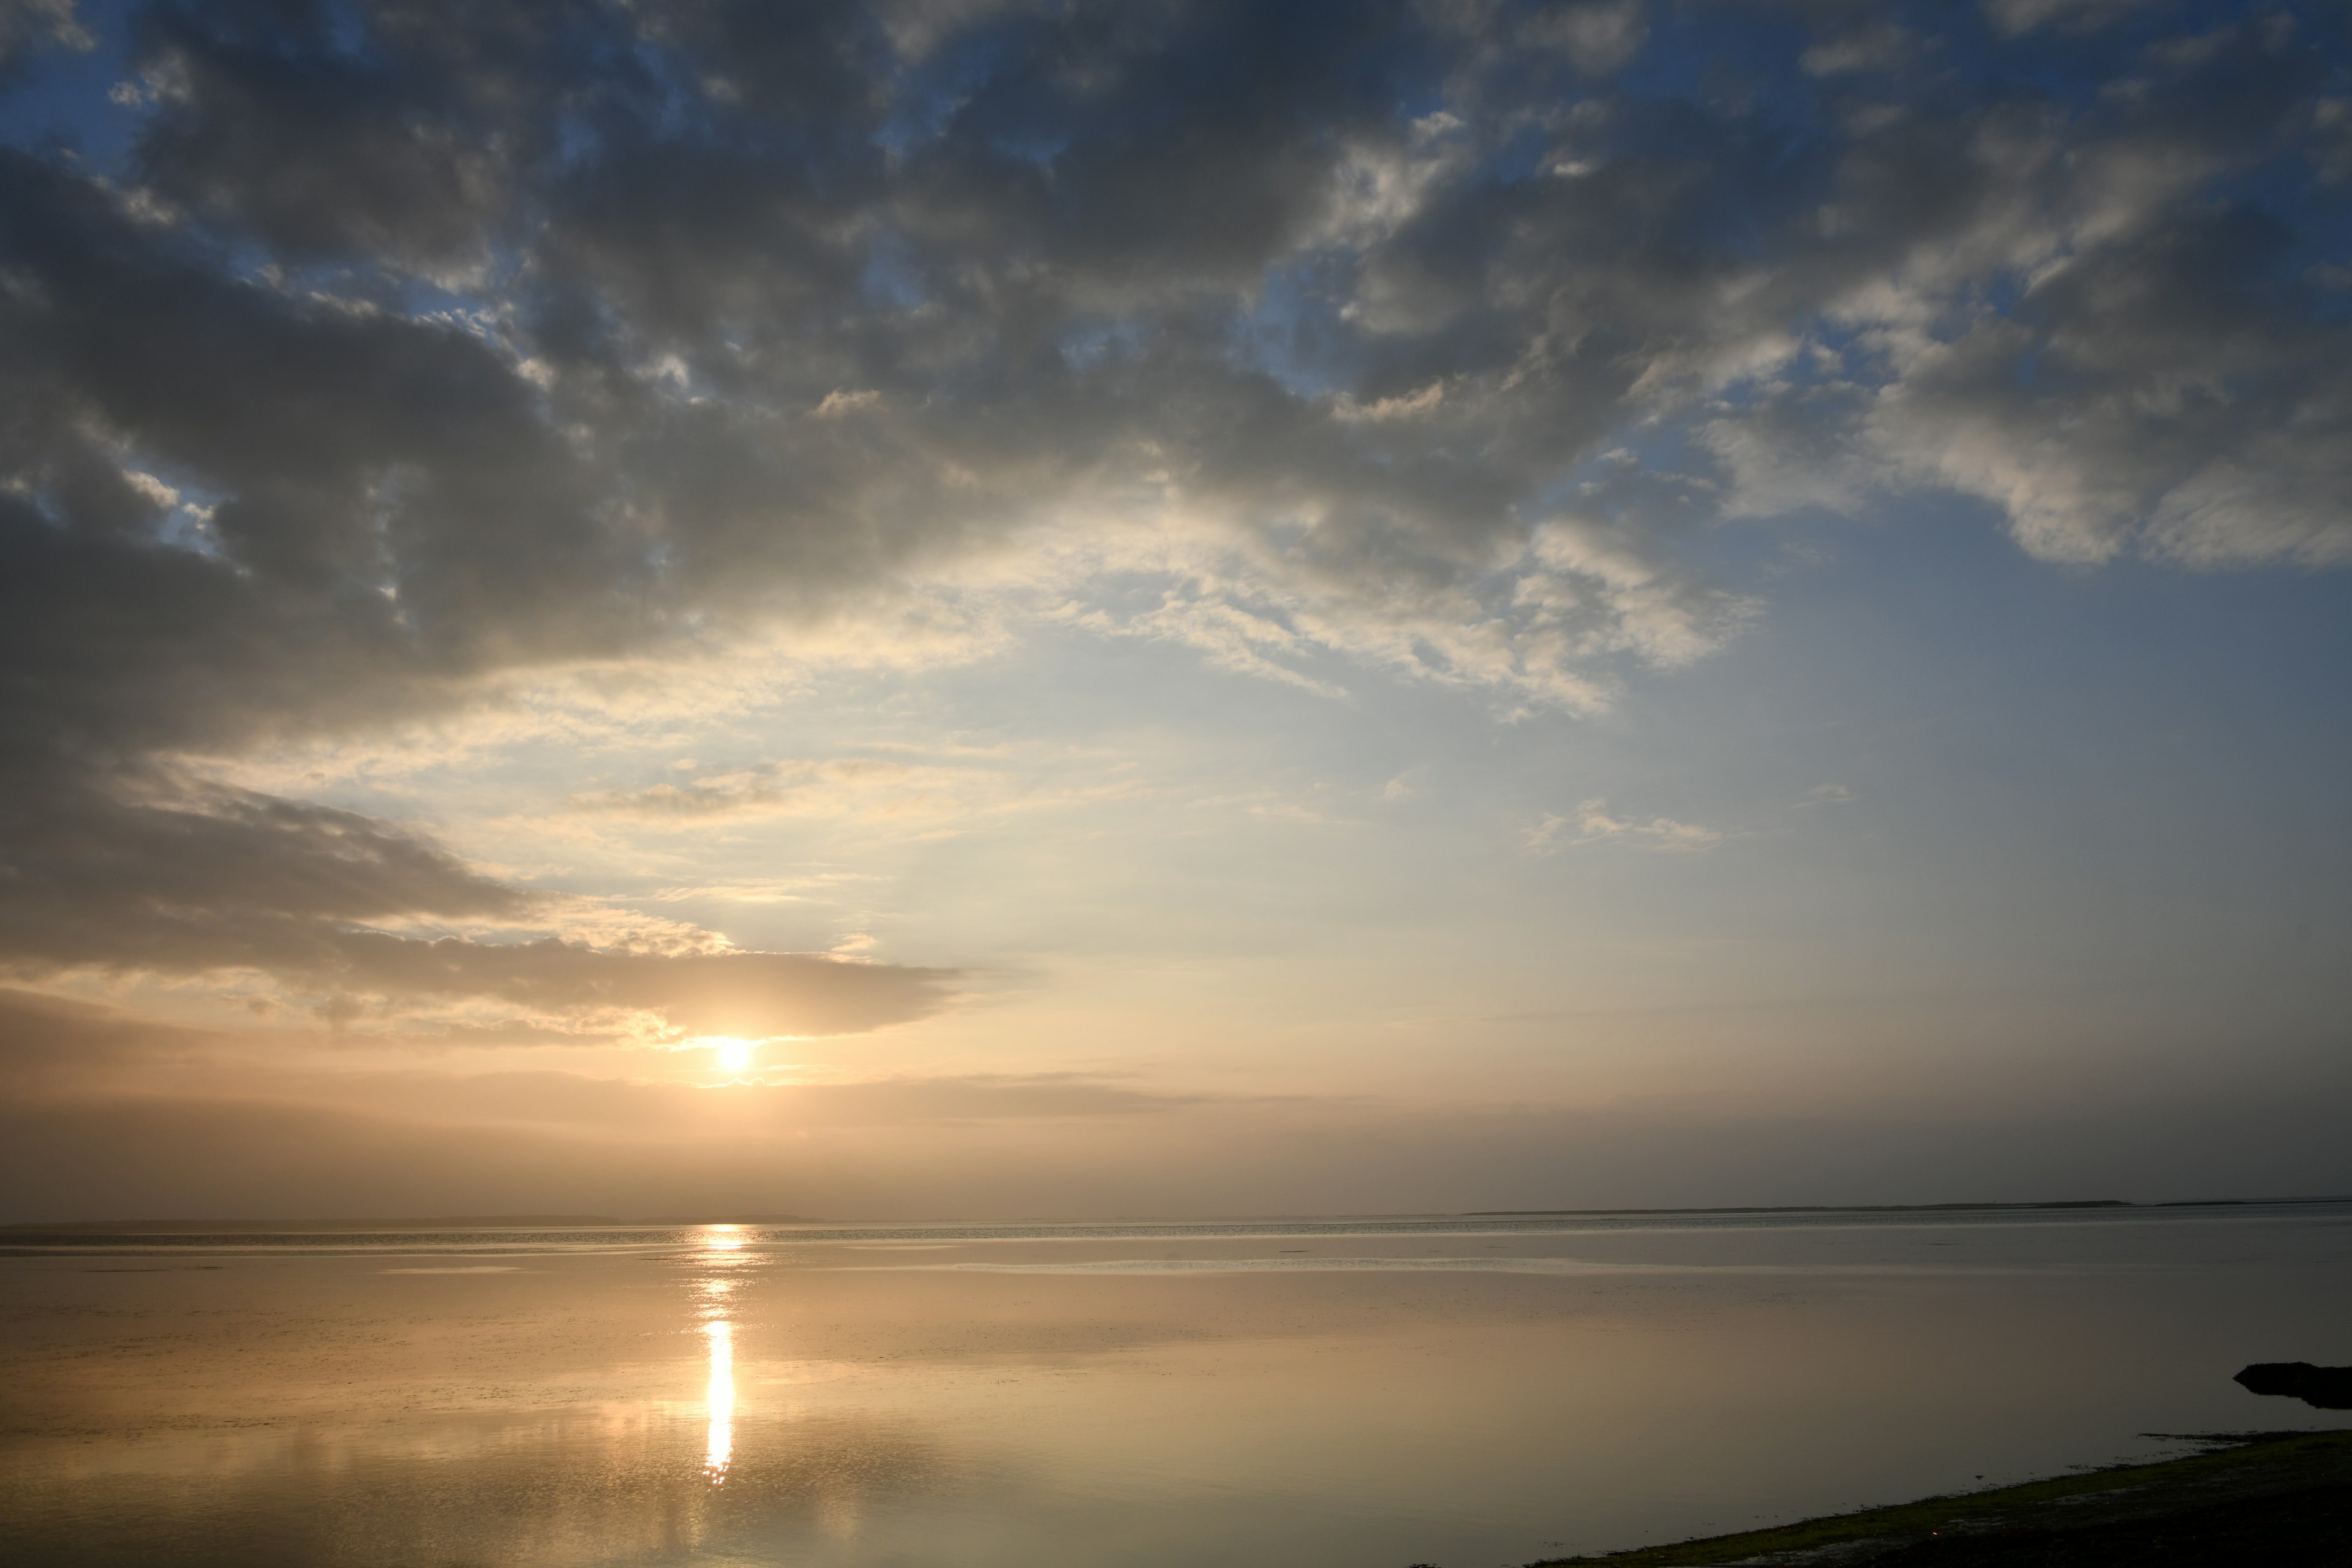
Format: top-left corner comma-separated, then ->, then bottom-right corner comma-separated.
323,935 -> 958,1037
1980,0 -> 2153,39
0,780 -> 522,971
1,0 -> 2346,1021
0,0 -> 89,78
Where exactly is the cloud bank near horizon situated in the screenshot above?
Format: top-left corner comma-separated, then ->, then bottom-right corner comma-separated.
4,989 -> 2346,1223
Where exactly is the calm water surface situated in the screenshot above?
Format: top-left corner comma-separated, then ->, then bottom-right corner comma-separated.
3,1204 -> 2348,1567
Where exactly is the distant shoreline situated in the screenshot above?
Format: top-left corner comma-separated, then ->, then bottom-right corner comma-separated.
0,1213 -> 818,1234
6,1197 -> 2348,1234
1466,1196 -> 2352,1218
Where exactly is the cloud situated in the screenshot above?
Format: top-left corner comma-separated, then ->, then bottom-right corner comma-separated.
350,1068 -> 1229,1131
0,0 -> 2345,1028
567,755 -> 1137,829
571,759 -> 933,820
1517,0 -> 1650,75
6,981 -> 2348,1221
320,934 -> 959,1038
1980,0 -> 2152,39
0,0 -> 89,77
0,769 -> 951,1036
1700,22 -> 2352,568
1800,22 -> 1915,77
0,779 -> 529,976
1528,800 -> 1723,856
811,388 -> 884,418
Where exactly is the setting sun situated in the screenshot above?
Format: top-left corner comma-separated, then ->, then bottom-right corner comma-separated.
707,1039 -> 753,1073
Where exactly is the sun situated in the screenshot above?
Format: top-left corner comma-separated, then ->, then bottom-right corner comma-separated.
706,1038 -> 753,1072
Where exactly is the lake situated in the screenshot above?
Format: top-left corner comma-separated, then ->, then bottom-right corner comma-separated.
3,1203 -> 2348,1567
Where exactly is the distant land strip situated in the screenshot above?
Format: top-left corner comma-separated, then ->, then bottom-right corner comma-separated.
7,1198 -> 2350,1232
1467,1197 -> 2352,1217
0,1213 -> 817,1233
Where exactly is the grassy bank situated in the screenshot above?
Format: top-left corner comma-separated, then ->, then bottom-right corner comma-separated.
1532,1428 -> 2352,1566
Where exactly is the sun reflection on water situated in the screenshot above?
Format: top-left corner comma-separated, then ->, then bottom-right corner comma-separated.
703,1316 -> 734,1482
698,1225 -> 748,1485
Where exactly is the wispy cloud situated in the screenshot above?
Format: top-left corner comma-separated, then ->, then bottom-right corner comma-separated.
1528,801 -> 1724,856
565,756 -> 1144,831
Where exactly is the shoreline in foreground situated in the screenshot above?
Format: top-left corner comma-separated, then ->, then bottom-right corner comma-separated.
1531,1428 -> 2352,1566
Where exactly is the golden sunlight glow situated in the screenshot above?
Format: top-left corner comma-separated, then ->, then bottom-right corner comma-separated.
703,1316 -> 734,1482
706,1037 -> 753,1072
698,1228 -> 745,1483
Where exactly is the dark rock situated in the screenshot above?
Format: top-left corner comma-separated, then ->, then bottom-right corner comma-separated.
2234,1362 -> 2352,1409
2237,1363 -> 2315,1396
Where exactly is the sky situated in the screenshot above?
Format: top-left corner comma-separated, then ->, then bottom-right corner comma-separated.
1,0 -> 2348,1221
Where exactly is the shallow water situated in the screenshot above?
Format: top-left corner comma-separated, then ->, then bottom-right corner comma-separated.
2,1204 -> 2348,1567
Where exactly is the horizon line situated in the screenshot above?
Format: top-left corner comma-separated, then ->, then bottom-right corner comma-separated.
9,1195 -> 2352,1233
